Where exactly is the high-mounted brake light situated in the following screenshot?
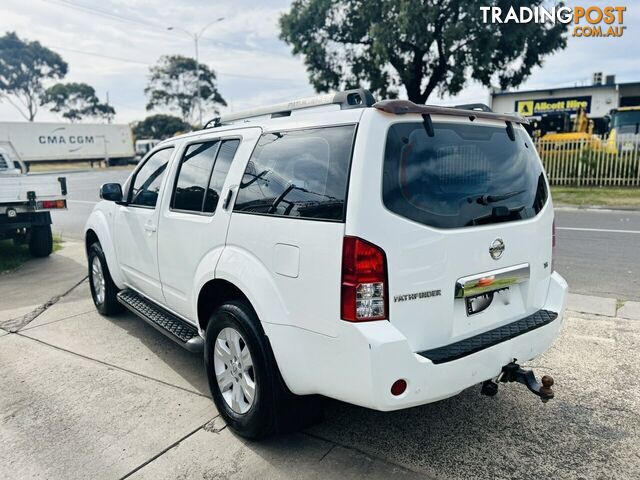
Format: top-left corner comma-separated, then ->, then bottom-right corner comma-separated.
341,236 -> 388,322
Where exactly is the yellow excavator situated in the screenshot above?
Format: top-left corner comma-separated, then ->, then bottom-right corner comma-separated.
536,107 -> 604,155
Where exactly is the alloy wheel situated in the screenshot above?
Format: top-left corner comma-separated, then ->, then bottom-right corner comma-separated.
213,327 -> 256,414
91,256 -> 106,305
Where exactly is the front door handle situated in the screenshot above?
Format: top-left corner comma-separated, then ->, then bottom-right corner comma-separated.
144,223 -> 157,233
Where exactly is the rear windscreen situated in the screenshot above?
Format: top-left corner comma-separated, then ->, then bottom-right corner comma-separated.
382,122 -> 547,229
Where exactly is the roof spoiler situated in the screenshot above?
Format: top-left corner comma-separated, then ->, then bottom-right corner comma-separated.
373,99 -> 529,125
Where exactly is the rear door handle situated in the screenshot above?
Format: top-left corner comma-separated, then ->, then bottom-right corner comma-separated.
223,188 -> 235,210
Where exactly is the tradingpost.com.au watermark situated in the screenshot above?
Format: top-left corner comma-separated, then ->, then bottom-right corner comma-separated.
480,5 -> 627,38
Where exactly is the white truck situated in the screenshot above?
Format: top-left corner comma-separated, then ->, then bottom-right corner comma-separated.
0,155 -> 67,257
0,121 -> 134,167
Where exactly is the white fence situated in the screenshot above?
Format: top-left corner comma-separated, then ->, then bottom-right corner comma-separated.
535,133 -> 640,187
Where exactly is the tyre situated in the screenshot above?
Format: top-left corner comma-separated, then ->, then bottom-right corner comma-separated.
204,300 -> 323,439
28,225 -> 53,257
88,242 -> 124,316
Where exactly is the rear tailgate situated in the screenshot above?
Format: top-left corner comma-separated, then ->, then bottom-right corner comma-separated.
0,176 -> 66,204
346,111 -> 553,353
380,210 -> 552,352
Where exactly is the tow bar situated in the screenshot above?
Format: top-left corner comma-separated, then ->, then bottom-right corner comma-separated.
481,361 -> 555,403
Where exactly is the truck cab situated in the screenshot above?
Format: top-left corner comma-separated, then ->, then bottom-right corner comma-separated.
0,148 -> 27,175
134,139 -> 161,163
607,106 -> 640,154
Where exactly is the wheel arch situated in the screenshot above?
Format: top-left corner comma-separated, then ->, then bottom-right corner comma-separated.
84,209 -> 125,288
203,246 -> 303,395
85,229 -> 99,254
197,278 -> 255,332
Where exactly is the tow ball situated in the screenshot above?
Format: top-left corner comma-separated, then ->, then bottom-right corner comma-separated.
481,361 -> 555,403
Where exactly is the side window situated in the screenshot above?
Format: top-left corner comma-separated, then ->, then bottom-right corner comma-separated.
0,153 -> 7,169
173,141 -> 219,212
172,139 -> 240,214
234,126 -> 355,221
204,139 -> 240,213
130,147 -> 173,207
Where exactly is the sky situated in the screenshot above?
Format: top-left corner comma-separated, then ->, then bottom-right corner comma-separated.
0,0 -> 638,125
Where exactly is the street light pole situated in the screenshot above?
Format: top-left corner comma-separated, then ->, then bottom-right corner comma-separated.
194,33 -> 201,126
167,17 -> 224,126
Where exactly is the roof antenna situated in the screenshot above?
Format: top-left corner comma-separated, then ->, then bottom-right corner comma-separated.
505,121 -> 515,141
422,114 -> 435,137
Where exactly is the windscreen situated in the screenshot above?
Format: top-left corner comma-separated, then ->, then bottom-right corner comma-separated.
613,111 -> 640,133
382,121 -> 547,229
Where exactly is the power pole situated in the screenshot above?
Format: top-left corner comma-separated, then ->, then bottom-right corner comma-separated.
106,91 -> 112,124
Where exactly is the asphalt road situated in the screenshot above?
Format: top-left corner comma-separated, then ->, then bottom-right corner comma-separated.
47,167 -> 131,240
555,208 -> 640,300
42,168 -> 640,301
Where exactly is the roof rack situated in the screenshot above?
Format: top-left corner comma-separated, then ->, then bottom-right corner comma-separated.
204,88 -> 377,128
373,99 -> 528,124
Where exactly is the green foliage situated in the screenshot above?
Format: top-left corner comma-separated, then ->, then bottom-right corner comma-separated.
0,235 -> 62,273
280,0 -> 568,103
132,114 -> 191,140
0,32 -> 68,121
41,82 -> 115,122
145,55 -> 226,123
551,187 -> 640,208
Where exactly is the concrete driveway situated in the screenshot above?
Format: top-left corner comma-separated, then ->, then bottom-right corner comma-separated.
1,243 -> 639,479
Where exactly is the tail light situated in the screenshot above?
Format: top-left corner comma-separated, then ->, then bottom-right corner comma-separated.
341,236 -> 388,322
38,199 -> 67,210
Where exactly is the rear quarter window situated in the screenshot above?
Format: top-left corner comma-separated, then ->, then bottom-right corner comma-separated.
234,125 -> 355,221
382,122 -> 547,229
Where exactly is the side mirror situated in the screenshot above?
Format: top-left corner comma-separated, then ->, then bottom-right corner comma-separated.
100,183 -> 123,202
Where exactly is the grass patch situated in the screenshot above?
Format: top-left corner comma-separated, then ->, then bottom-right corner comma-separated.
551,187 -> 640,208
0,233 -> 63,274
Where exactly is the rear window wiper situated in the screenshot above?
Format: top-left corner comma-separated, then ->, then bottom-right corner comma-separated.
477,190 -> 526,205
467,205 -> 525,226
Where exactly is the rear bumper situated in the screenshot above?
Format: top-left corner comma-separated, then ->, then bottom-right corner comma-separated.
266,272 -> 568,411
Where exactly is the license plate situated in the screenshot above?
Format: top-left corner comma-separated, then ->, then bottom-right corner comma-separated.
465,288 -> 508,316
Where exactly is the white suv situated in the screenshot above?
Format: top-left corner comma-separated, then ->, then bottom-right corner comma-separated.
85,90 -> 568,438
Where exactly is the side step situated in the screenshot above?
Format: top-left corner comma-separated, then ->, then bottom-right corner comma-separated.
117,289 -> 203,353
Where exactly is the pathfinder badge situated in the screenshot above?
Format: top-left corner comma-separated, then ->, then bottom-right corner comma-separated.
394,290 -> 442,303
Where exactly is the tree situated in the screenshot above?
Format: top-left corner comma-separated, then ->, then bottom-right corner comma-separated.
145,55 -> 226,124
0,32 -> 67,121
280,0 -> 568,104
132,114 -> 191,139
41,82 -> 115,122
